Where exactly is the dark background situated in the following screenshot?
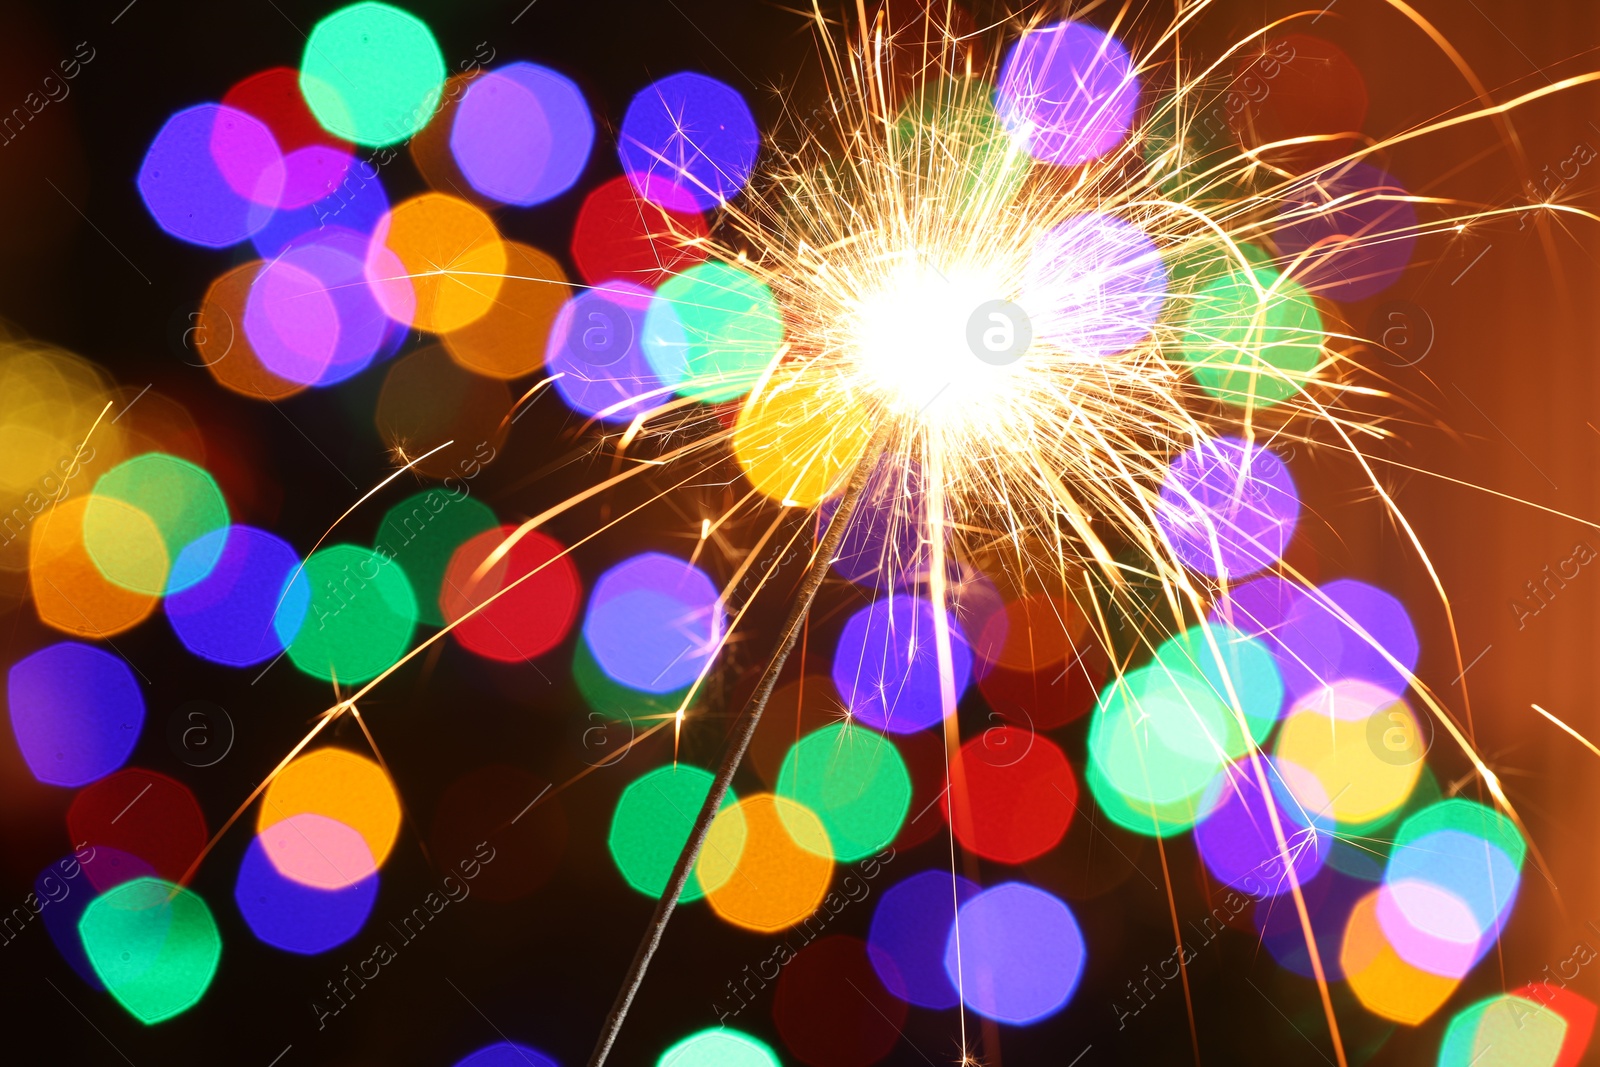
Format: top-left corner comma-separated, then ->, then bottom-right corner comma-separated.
1,1 -> 1599,1064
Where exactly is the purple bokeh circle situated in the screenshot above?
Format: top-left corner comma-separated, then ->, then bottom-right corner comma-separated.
942,882 -> 1086,1024
1157,436 -> 1300,579
617,72 -> 759,212
996,21 -> 1139,166
833,594 -> 971,734
868,870 -> 980,1009
1025,213 -> 1167,357
1275,161 -> 1417,301
547,281 -> 667,423
1194,756 -> 1331,897
451,62 -> 594,207
138,103 -> 284,248
1274,579 -> 1419,706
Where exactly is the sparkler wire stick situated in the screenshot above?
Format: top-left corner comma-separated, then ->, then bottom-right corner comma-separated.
587,424 -> 892,1067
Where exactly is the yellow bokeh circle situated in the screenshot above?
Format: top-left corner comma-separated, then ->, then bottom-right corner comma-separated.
258,748 -> 402,873
697,792 -> 833,932
734,361 -> 872,507
367,193 -> 507,334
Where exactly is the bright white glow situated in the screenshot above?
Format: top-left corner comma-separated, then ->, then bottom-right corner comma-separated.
849,259 -> 1023,427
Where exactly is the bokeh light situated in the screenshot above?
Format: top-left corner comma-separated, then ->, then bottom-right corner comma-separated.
440,526 -> 581,662
1272,578 -> 1419,706
165,525 -> 307,666
258,747 -> 400,888
944,882 -> 1085,1024
7,641 -> 143,787
1087,660 -> 1249,835
573,633 -> 691,723
257,812 -> 378,892
1229,35 -> 1370,171
68,769 -> 207,884
1192,756 -> 1331,896
1254,863 -> 1373,979
251,160 -> 390,261
945,726 -> 1076,863
734,362 -> 872,506
234,827 -> 377,954
658,1028 -> 780,1067
280,543 -> 418,683
1152,622 -> 1284,742
84,452 -> 230,596
1381,800 -> 1523,979
570,175 -> 709,289
698,793 -> 832,932
546,282 -> 667,422
453,1044 -> 561,1067
38,849 -> 137,989
869,869 -> 980,1009
832,595 -> 971,734
443,241 -> 570,380
300,1 -> 444,147
246,226 -> 393,386
222,66 -> 354,210
1274,681 -> 1423,826
891,75 -> 1028,215
1178,262 -> 1324,407
1341,885 -> 1460,1025
78,877 -> 221,1024
193,263 -> 310,401
1278,161 -> 1416,301
366,193 -> 506,333
1438,993 -> 1567,1067
777,722 -> 910,862
376,489 -> 498,627
1157,435 -> 1299,580
138,104 -> 282,248
374,343 -> 510,479
608,764 -> 740,901
584,552 -> 725,694
451,62 -> 593,206
618,72 -> 760,211
822,459 -> 933,589
642,260 -> 784,403
30,495 -> 160,637
995,21 -> 1138,166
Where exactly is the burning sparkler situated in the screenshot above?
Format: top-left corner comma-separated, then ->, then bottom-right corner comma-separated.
18,1 -> 1600,1064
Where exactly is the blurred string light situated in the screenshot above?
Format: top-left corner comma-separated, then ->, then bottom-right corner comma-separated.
8,642 -> 143,786
608,764 -> 739,901
451,62 -> 593,206
657,1027 -> 781,1067
6,0 -> 1597,1062
257,748 -> 398,889
77,877 -> 222,1024
234,828 -> 378,954
773,935 -> 909,1065
452,1044 -> 561,1067
697,793 -> 833,932
67,770 -> 207,885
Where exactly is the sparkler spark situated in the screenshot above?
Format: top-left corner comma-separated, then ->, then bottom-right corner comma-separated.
561,2 -> 1600,1060
55,0 -> 1600,1061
